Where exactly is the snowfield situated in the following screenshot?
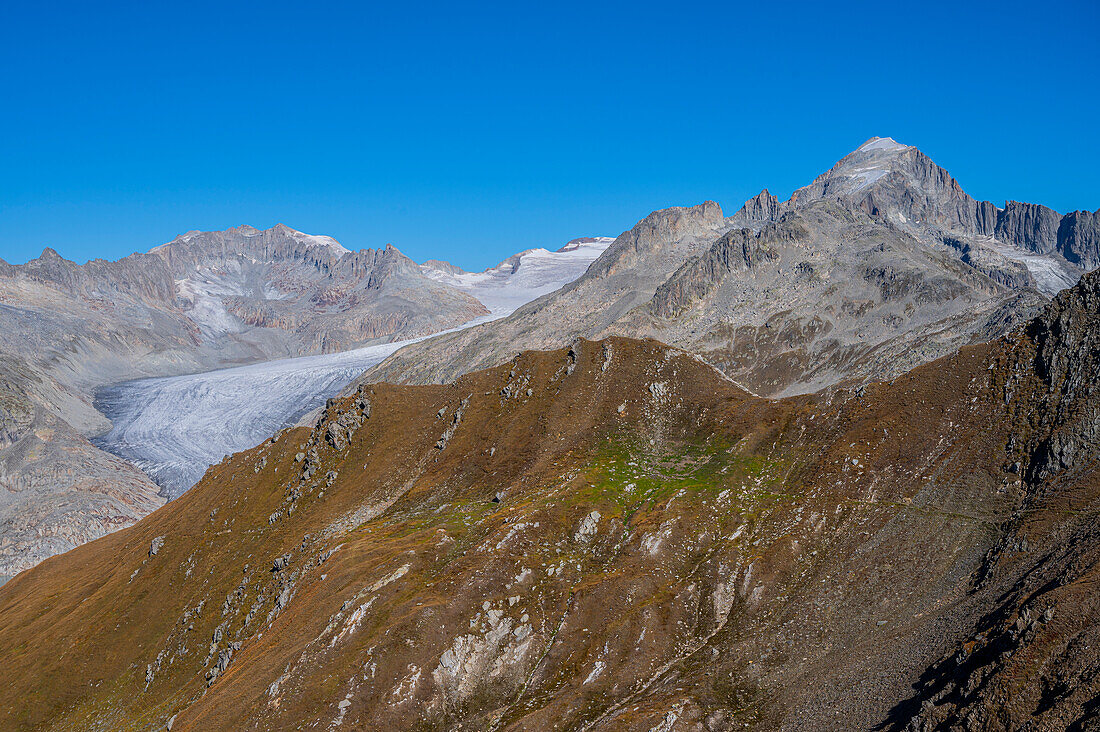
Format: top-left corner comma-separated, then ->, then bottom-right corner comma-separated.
94,239 -> 611,497
420,238 -> 613,315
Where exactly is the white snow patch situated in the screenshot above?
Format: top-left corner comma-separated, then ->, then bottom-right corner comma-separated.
286,229 -> 351,258
847,168 -> 889,192
985,238 -> 1082,295
857,137 -> 908,152
584,660 -> 606,684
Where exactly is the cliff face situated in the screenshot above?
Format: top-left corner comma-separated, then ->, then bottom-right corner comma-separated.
1016,267 -> 1100,481
994,200 -> 1063,255
651,222 -> 789,318
3,272 -> 1100,730
1058,208 -> 1100,269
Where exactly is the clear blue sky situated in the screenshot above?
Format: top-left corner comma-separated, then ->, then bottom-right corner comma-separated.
1,0 -> 1097,269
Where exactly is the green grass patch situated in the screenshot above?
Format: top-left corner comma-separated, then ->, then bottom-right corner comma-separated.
575,433 -> 792,520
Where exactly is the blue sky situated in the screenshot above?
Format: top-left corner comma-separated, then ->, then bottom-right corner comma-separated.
1,0 -> 1097,269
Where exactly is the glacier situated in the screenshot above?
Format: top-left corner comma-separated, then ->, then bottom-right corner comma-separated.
93,239 -> 611,498
93,338 -> 415,499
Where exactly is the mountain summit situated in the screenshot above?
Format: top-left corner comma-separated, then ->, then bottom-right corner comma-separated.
734,137 -> 1100,285
364,137 -> 1100,397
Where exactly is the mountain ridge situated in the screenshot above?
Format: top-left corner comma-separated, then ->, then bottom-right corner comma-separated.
362,137 -> 1082,395
733,136 -> 1100,276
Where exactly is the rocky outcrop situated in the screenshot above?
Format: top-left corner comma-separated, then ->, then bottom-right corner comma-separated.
588,201 -> 725,279
994,200 -> 1062,254
652,220 -> 791,317
730,188 -> 782,226
942,236 -> 1035,290
1015,268 -> 1100,480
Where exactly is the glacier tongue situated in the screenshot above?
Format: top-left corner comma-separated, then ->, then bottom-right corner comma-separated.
93,339 -> 411,499
93,314 -> 508,499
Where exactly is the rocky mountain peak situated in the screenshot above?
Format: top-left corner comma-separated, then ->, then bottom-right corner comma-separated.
731,188 -> 781,225
791,137 -> 920,205
420,258 -> 467,276
357,242 -> 428,289
588,201 -> 725,280
722,137 -> 1099,280
378,242 -> 416,268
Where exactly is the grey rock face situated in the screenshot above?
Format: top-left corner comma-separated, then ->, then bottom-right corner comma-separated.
0,365 -> 163,580
778,138 -> 1095,286
762,138 -> 1097,290
942,236 -> 1034,290
652,222 -> 793,318
731,189 -> 781,226
1058,209 -> 1100,269
995,201 -> 1062,255
589,202 -> 724,280
784,138 -> 987,234
1014,268 -> 1100,480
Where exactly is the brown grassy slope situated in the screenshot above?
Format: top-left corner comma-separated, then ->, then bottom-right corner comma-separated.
0,319 -> 1096,730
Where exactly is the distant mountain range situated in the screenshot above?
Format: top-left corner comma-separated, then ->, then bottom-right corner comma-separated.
0,231 -> 609,581
364,138 -> 1098,395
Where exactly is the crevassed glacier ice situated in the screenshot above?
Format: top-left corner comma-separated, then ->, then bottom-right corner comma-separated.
93,338 -> 414,498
